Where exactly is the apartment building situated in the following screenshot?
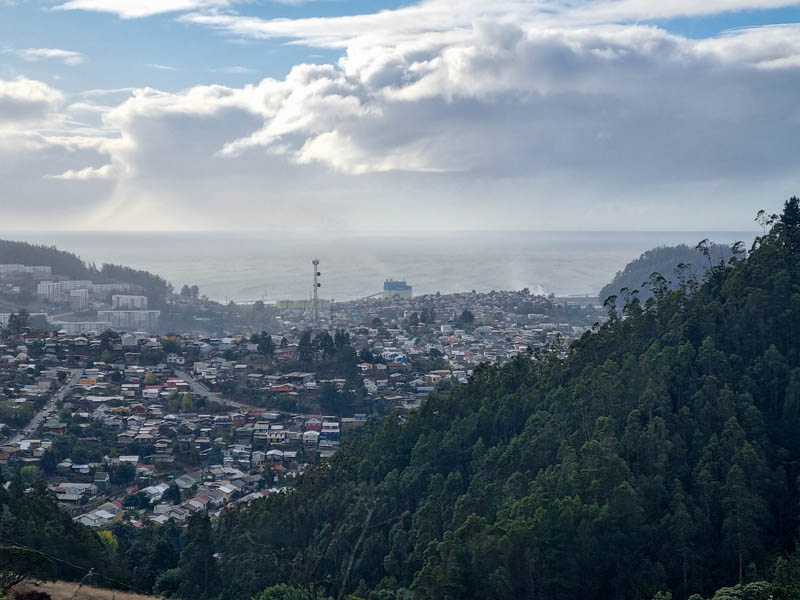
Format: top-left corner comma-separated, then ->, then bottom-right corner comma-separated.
97,310 -> 161,332
112,295 -> 148,309
69,289 -> 89,310
0,264 -> 51,275
36,280 -> 93,301
50,321 -> 112,335
91,283 -> 133,295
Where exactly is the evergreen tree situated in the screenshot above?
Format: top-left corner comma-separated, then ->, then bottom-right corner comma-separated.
177,513 -> 217,600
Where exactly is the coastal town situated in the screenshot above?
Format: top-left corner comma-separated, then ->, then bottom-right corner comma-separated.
0,260 -> 605,530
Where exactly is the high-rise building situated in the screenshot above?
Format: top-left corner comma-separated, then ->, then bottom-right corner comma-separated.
69,289 -> 89,310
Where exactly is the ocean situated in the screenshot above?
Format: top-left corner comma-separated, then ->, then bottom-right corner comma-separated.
0,231 -> 756,303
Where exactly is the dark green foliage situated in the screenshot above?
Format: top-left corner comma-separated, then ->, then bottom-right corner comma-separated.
162,485 -> 182,505
0,479 -> 119,584
123,492 -> 150,510
298,330 -> 314,363
318,383 -> 355,415
456,309 -> 475,327
111,522 -> 183,593
0,546 -> 55,593
0,240 -> 89,278
334,329 -> 351,353
210,199 -> 800,600
98,264 -> 172,306
315,332 -> 335,361
5,310 -> 30,336
337,345 -> 359,381
109,462 -> 136,485
599,243 -> 732,302
257,332 -> 275,359
177,513 -> 217,600
253,584 -> 314,600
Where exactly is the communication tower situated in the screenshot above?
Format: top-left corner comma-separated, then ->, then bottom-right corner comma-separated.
312,259 -> 321,330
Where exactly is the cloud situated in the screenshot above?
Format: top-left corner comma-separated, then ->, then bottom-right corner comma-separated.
54,0 -> 236,19
80,87 -> 136,97
16,47 -> 86,65
178,0 -> 800,48
68,101 -> 113,113
28,19 -> 795,225
46,164 -> 116,179
5,1 -> 800,230
147,63 -> 179,71
209,66 -> 255,74
0,77 -> 64,128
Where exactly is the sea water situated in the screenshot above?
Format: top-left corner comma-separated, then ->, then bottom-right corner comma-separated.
1,230 -> 756,303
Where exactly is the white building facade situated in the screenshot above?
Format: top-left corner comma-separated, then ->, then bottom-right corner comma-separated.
97,310 -> 161,332
112,295 -> 148,309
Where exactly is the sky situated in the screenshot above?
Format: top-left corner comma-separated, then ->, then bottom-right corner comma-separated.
0,0 -> 799,232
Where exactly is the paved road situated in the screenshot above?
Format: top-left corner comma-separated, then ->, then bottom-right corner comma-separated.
8,369 -> 82,445
174,369 -> 252,410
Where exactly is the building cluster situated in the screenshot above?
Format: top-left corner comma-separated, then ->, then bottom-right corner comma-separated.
0,275 -> 605,533
36,280 -> 134,304
43,307 -> 161,336
0,262 -> 160,334
147,289 -> 604,414
0,264 -> 52,275
0,333 -> 350,527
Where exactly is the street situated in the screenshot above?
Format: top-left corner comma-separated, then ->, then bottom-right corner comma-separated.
174,369 -> 253,410
7,369 -> 82,445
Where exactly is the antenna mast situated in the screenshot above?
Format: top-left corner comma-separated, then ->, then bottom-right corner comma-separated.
312,258 -> 321,331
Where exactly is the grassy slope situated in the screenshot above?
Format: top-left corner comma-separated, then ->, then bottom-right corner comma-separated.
17,582 -> 158,600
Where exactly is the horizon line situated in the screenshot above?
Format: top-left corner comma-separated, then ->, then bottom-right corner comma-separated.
0,228 -> 762,235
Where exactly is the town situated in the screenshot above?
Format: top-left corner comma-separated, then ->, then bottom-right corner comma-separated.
0,262 -> 605,530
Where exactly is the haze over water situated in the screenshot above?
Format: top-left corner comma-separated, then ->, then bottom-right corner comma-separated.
2,231 -> 756,303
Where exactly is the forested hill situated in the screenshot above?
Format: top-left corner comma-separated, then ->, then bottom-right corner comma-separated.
599,243 -> 732,302
210,199 -> 800,600
0,239 -> 172,304
0,239 -> 91,279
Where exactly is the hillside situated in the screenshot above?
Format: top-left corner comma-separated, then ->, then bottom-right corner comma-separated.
599,243 -> 732,302
0,239 -> 173,306
207,199 -> 800,600
17,582 -> 157,600
2,201 -> 800,600
0,240 -> 91,279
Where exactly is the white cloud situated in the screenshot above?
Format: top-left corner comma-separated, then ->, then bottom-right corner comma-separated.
80,87 -> 136,97
17,47 -> 86,65
54,0 -> 236,19
5,1 -> 800,230
46,21 -> 800,190
147,63 -> 179,71
179,0 -> 800,48
68,101 -> 113,113
209,66 -> 255,74
47,164 -> 116,179
0,77 -> 64,128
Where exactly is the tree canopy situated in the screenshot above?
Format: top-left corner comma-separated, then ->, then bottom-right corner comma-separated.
209,199 -> 800,600
599,243 -> 732,302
